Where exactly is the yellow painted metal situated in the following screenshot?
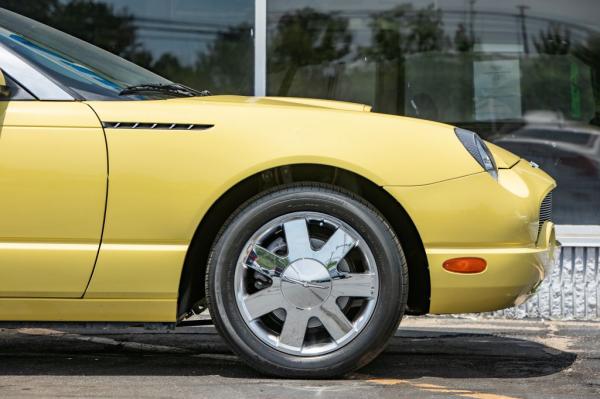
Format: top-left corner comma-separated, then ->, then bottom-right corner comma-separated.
264,96 -> 372,112
0,298 -> 176,322
0,101 -> 101,127
84,97 -> 555,314
88,96 -> 482,188
0,69 -> 6,87
0,101 -> 106,297
487,142 -> 520,169
85,244 -> 187,299
183,95 -> 371,111
385,160 -> 557,313
385,159 -> 555,247
425,234 -> 556,313
81,96 -> 482,301
0,94 -> 557,321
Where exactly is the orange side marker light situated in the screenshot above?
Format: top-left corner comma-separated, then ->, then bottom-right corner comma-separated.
443,257 -> 487,274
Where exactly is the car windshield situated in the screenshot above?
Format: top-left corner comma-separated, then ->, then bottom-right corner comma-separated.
0,8 -> 176,100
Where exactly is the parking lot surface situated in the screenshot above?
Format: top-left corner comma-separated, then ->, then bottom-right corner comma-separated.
0,317 -> 598,398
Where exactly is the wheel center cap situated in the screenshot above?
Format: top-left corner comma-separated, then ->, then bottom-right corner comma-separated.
281,259 -> 332,309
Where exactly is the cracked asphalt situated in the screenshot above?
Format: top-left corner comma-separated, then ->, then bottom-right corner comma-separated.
0,317 -> 598,398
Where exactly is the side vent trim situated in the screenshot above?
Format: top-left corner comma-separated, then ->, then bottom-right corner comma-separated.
102,122 -> 214,131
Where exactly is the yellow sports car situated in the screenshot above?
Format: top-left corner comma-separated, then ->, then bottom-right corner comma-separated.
0,9 -> 558,377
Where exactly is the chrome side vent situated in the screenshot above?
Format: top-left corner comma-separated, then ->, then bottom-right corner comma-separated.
102,122 -> 213,131
538,191 -> 553,237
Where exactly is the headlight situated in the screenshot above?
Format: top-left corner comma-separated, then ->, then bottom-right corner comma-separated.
454,128 -> 498,180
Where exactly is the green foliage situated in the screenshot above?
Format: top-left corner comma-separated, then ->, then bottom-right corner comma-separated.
534,24 -> 571,55
0,0 -> 138,56
454,23 -> 475,53
194,24 -> 253,94
574,34 -> 600,124
362,4 -> 448,62
0,0 -> 253,94
0,0 -> 60,23
268,7 -> 352,96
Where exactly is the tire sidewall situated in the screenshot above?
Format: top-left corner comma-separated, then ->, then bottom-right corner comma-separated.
208,186 -> 406,376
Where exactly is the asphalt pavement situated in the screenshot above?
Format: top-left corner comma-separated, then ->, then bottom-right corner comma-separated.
0,317 -> 598,398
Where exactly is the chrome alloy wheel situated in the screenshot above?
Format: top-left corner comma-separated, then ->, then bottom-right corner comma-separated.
234,212 -> 379,356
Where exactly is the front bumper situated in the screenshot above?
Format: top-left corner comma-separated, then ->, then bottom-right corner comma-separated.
425,221 -> 558,313
385,159 -> 558,314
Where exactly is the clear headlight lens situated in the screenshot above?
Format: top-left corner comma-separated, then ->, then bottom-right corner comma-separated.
455,127 -> 498,180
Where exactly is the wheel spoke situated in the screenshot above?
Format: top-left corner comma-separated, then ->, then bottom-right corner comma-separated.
242,283 -> 283,320
235,211 -> 380,356
331,273 -> 376,298
317,300 -> 355,341
279,308 -> 310,349
283,219 -> 312,262
315,227 -> 358,272
248,245 -> 288,277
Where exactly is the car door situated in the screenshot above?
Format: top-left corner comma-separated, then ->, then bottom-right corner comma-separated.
0,71 -> 107,297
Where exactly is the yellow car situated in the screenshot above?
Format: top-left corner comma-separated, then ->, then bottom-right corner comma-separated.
0,9 -> 558,377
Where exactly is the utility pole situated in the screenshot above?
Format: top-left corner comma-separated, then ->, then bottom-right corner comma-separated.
469,0 -> 476,46
517,4 -> 530,54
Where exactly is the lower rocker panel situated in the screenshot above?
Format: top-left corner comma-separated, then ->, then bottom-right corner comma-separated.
0,298 -> 177,322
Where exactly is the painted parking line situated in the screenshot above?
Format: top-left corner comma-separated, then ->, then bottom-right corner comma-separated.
355,374 -> 521,399
458,394 -> 521,399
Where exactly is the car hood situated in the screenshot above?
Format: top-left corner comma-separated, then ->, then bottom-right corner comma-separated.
87,95 -> 520,172
85,95 -> 494,185
188,95 -> 372,113
486,142 -> 521,169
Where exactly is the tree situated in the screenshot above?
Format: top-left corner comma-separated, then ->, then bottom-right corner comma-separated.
454,23 -> 475,53
269,8 -> 352,96
194,24 -> 254,94
0,0 -> 149,64
406,5 -> 447,53
0,0 -> 59,23
534,23 -> 571,55
574,34 -> 600,125
361,4 -> 448,114
1,1 -> 255,94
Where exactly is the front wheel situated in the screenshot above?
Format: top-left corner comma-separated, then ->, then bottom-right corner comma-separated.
206,184 -> 408,378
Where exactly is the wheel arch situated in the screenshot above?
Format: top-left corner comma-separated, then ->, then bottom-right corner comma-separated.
177,164 -> 430,319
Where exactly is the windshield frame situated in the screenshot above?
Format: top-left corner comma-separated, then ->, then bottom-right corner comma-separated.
0,42 -> 73,100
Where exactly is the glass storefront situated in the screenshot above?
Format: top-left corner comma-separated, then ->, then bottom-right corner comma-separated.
1,0 -> 599,224
266,0 -> 600,225
0,0 -> 255,94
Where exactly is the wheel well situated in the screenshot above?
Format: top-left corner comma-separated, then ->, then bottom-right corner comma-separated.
177,164 -> 430,319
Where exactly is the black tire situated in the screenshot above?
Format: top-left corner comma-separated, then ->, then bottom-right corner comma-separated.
206,183 -> 408,378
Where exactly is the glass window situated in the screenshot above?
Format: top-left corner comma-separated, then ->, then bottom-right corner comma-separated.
0,9 -> 173,100
267,0 -> 600,225
0,0 -> 255,95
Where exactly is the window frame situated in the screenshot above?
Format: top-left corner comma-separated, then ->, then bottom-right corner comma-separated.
0,43 -> 74,100
3,72 -> 36,100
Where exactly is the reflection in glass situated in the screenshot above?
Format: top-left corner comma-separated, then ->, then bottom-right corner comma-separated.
267,0 -> 600,224
0,0 -> 255,95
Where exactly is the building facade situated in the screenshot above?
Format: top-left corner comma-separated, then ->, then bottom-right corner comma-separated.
2,0 -> 599,318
